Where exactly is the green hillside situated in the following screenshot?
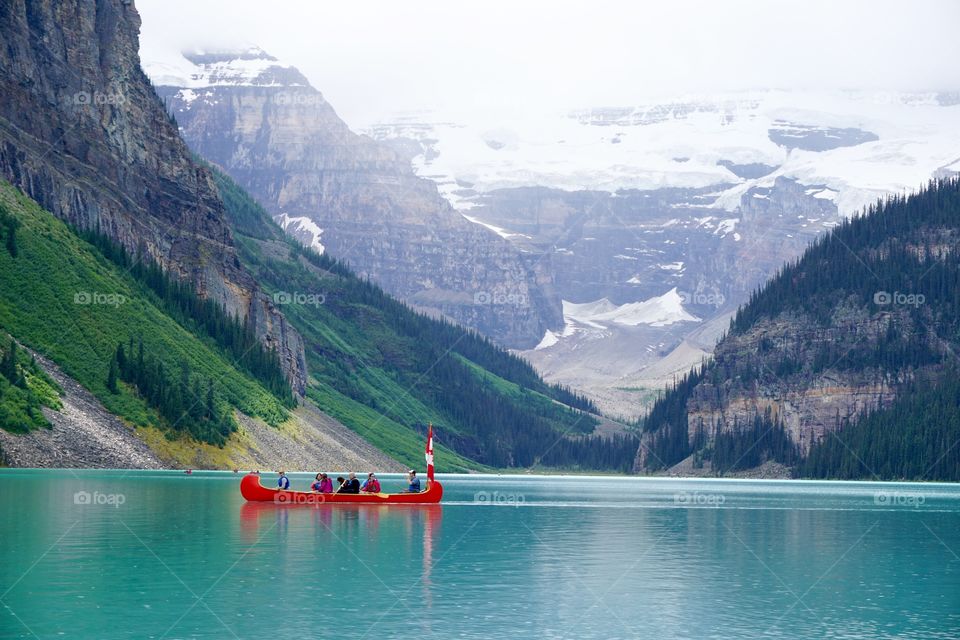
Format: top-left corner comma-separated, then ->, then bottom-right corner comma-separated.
213,170 -> 639,471
641,178 -> 960,480
0,180 -> 288,444
0,336 -> 63,432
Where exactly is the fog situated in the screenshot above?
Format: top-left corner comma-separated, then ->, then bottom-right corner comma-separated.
137,0 -> 960,127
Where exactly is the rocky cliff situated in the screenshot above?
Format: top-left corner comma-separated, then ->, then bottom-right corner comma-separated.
0,0 -> 306,392
147,48 -> 562,348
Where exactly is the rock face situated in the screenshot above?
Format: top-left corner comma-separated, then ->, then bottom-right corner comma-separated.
684,314 -> 901,457
0,1 -> 307,393
147,49 -> 562,348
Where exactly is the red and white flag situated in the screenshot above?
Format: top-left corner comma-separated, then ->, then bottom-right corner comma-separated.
425,423 -> 435,482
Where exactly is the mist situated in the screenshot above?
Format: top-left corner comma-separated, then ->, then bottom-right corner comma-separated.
137,0 -> 960,127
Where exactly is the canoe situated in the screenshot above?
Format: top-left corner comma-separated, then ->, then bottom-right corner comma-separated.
240,473 -> 443,504
242,423 -> 442,504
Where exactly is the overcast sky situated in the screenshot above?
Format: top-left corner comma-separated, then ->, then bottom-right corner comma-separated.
137,0 -> 960,127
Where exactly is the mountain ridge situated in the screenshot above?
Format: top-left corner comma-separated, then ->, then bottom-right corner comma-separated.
0,0 -> 308,392
638,177 -> 960,480
145,46 -> 564,349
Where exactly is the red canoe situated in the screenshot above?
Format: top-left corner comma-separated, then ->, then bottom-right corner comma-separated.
243,424 -> 443,504
240,473 -> 443,504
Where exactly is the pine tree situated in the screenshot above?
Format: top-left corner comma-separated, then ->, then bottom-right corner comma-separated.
5,220 -> 17,257
107,356 -> 119,394
1,339 -> 18,384
206,380 -> 215,420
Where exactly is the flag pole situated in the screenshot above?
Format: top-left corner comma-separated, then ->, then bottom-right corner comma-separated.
425,422 -> 435,486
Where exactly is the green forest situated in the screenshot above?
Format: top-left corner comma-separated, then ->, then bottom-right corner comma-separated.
0,181 -> 289,443
641,177 -> 960,480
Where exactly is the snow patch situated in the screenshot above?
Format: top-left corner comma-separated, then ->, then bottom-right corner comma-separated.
714,218 -> 738,235
274,213 -> 325,254
564,288 -> 699,329
177,88 -> 198,104
534,330 -> 560,350
461,214 -> 530,240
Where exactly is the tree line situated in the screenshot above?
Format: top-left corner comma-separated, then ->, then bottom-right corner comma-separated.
0,202 -> 20,257
640,177 -> 960,479
284,239 -> 598,414
801,370 -> 960,480
78,225 -> 293,405
0,338 -> 61,433
109,338 -> 235,446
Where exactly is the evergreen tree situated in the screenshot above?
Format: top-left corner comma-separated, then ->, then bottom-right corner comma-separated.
0,204 -> 19,257
107,356 -> 119,394
642,177 -> 960,478
0,339 -> 16,384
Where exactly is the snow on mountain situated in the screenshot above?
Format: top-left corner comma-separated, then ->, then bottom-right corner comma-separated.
365,90 -> 960,217
567,288 -> 700,329
461,213 -> 531,240
274,213 -> 325,254
142,46 -> 307,89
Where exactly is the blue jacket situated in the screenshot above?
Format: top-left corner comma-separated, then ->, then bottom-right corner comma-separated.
278,475 -> 290,489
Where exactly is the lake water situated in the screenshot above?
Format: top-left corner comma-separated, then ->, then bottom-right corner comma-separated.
1,470 -> 959,639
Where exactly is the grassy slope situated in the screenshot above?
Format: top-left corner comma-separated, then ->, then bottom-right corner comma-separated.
0,180 -> 287,440
0,336 -> 63,432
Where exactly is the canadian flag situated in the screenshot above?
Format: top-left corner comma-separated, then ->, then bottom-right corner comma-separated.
425,423 -> 435,482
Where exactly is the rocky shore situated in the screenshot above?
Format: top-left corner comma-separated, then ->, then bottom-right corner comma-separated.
0,349 -> 401,472
0,351 -> 164,469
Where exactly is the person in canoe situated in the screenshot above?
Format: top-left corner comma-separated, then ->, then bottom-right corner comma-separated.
335,476 -> 346,492
344,472 -> 361,493
310,473 -> 325,492
361,472 -> 381,493
319,473 -> 333,493
277,471 -> 290,490
401,470 -> 421,493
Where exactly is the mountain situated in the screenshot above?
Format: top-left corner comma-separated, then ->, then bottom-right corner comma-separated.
213,168 -> 638,471
637,178 -> 960,480
144,47 -> 563,349
366,93 -> 960,417
0,0 -> 633,473
0,177 -> 396,471
0,0 -> 307,393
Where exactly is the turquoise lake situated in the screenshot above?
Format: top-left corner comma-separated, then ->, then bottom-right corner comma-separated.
1,470 -> 959,639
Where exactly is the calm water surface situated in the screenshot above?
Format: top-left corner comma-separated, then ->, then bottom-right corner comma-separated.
1,470 -> 959,639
